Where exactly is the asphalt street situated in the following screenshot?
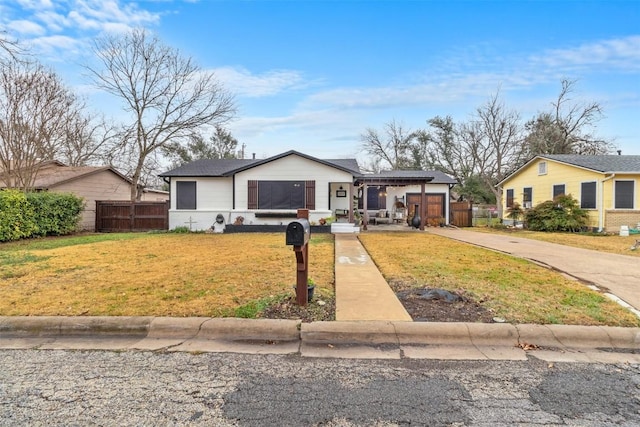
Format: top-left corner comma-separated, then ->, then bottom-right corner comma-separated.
1,349 -> 639,426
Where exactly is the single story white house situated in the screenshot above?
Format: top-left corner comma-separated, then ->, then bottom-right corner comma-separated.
158,150 -> 457,231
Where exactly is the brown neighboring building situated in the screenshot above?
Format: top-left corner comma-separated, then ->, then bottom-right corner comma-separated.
1,161 -> 168,231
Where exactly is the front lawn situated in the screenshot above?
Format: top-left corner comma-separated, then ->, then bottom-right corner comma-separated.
0,233 -> 335,317
1,232 -> 638,326
359,233 -> 640,327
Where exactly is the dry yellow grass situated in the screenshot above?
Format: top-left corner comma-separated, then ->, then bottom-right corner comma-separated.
0,233 -> 334,317
359,233 -> 640,327
472,227 -> 640,256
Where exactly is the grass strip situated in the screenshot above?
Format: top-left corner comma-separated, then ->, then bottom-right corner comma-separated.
359,233 -> 639,327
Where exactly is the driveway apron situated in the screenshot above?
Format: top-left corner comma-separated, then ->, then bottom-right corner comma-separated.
426,228 -> 640,314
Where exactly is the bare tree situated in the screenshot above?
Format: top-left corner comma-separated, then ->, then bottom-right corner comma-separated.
86,28 -> 235,201
0,31 -> 23,64
360,119 -> 417,171
58,114 -> 118,166
524,79 -> 615,156
412,92 -> 523,208
0,60 -> 86,190
472,92 -> 525,216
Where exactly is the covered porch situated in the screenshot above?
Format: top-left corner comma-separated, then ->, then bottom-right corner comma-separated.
355,171 -> 452,231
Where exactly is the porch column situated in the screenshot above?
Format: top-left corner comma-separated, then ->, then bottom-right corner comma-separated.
349,183 -> 355,223
420,182 -> 426,231
363,183 -> 369,230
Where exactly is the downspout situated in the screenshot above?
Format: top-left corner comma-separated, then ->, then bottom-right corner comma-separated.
599,173 -> 615,232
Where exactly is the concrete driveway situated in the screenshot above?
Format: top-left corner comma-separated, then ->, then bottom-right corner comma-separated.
427,228 -> 640,315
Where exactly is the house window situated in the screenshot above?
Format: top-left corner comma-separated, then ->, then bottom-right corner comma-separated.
538,161 -> 547,175
358,186 -> 387,210
580,182 -> 596,209
257,181 -> 305,209
176,181 -> 196,210
553,184 -> 565,198
506,189 -> 514,208
615,180 -> 634,209
522,187 -> 532,208
247,180 -> 315,210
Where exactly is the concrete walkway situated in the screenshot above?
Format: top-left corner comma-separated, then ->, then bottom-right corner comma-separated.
334,234 -> 412,321
427,227 -> 640,315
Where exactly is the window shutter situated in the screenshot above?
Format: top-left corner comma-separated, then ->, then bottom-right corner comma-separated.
305,180 -> 315,210
248,180 -> 258,209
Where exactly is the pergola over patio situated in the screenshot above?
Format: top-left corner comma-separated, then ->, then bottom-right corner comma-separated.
355,170 -> 436,231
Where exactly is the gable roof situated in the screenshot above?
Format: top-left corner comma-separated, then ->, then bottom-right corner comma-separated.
158,158 -> 260,177
541,154 -> 640,173
32,165 -> 131,189
0,161 -> 132,190
499,154 -> 640,186
159,150 -> 362,177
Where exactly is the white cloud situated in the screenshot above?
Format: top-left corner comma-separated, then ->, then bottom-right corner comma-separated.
213,66 -> 316,97
15,0 -> 55,10
33,10 -> 69,32
531,35 -> 640,72
28,34 -> 85,57
3,0 -> 161,59
6,19 -> 46,35
71,0 -> 159,30
300,36 -> 640,113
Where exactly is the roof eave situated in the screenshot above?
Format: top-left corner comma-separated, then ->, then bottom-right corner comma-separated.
222,150 -> 360,176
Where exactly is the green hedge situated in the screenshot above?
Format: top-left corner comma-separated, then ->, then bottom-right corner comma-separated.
0,190 -> 38,242
26,192 -> 84,237
0,190 -> 84,242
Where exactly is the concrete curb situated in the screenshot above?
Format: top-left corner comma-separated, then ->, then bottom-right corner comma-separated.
0,316 -> 153,338
1,316 -> 639,351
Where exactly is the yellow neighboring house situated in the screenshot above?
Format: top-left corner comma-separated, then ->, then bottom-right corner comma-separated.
498,154 -> 640,233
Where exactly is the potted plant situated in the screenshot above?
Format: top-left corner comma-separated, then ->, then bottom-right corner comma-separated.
506,202 -> 524,228
293,277 -> 316,302
306,277 -> 316,302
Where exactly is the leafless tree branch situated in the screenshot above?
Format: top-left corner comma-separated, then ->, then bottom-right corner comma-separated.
85,28 -> 236,201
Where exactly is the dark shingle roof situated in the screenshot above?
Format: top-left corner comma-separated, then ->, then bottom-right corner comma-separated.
159,159 -> 260,177
358,169 -> 457,184
542,154 -> 640,173
323,158 -> 361,174
159,150 -> 361,177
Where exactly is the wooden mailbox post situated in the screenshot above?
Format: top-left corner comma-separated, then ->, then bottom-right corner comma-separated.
285,209 -> 311,306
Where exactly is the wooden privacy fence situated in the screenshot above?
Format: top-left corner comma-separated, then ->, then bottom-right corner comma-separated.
450,201 -> 473,227
95,200 -> 169,232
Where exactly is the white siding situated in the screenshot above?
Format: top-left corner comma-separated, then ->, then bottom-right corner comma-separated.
235,155 -> 353,210
167,177 -> 233,231
170,177 -> 232,210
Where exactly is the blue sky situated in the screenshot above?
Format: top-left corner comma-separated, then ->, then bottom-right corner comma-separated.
1,0 -> 639,164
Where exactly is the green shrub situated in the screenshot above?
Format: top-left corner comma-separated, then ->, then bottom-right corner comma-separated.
0,190 -> 38,242
170,226 -> 191,233
26,192 -> 84,236
525,195 -> 588,232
